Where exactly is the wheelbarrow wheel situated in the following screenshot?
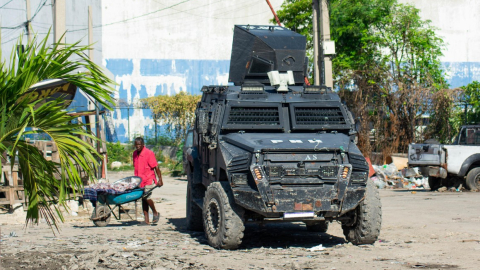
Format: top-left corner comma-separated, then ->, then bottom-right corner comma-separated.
92,205 -> 111,227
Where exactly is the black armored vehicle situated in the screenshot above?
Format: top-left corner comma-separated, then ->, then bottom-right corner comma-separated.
183,25 -> 381,249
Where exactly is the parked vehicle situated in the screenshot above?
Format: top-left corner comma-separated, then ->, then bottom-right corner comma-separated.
408,125 -> 480,191
183,25 -> 381,249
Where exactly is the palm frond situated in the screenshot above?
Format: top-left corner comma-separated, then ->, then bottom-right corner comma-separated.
0,32 -> 116,232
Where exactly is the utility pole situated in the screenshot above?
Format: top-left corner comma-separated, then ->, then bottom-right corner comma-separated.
89,6 -> 102,179
0,16 -> 2,61
88,6 -> 93,61
319,0 -> 333,88
312,0 -> 320,85
26,0 -> 32,42
312,0 -> 333,87
52,0 -> 66,44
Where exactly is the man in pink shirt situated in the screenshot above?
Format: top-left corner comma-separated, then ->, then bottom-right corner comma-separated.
133,137 -> 163,225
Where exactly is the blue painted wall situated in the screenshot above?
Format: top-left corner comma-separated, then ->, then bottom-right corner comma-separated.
443,62 -> 480,88
107,58 -> 230,142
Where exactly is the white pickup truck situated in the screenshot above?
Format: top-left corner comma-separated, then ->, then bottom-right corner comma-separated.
408,125 -> 480,191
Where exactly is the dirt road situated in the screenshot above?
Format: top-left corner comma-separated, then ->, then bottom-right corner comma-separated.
1,172 -> 479,269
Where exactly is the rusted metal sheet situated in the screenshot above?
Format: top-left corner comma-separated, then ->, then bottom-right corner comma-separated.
302,203 -> 313,211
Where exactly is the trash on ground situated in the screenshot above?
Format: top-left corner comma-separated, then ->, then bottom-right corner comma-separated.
309,244 -> 325,251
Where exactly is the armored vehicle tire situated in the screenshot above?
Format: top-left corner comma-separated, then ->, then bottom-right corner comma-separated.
203,182 -> 245,250
186,174 -> 203,231
342,179 -> 382,245
304,221 -> 329,233
428,176 -> 441,191
466,167 -> 480,191
92,206 -> 111,227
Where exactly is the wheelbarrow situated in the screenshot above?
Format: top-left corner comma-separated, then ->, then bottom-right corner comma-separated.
90,176 -> 159,227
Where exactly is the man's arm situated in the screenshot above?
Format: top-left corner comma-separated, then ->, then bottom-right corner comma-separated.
154,166 -> 163,187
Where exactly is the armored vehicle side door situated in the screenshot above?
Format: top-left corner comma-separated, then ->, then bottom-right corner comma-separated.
183,130 -> 194,175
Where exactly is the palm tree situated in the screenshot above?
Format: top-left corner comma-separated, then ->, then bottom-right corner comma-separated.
0,33 -> 115,230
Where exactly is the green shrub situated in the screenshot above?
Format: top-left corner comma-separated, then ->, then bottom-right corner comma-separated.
107,142 -> 131,166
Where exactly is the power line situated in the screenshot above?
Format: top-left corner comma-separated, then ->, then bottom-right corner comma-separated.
110,0 -> 280,29
31,22 -> 51,29
30,0 -> 48,22
0,0 -> 14,9
1,7 -> 25,11
1,24 -> 25,29
66,0 -> 192,33
1,31 -> 24,44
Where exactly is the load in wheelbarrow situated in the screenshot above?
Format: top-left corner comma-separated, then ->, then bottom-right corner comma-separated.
87,176 -> 158,227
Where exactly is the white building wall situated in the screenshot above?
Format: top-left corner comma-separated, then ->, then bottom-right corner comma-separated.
102,0 -> 284,142
398,0 -> 480,87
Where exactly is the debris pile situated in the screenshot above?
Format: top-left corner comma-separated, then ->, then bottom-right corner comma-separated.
371,163 -> 429,190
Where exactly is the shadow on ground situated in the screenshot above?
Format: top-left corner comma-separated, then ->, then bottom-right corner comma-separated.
167,217 -> 345,249
73,220 -> 162,228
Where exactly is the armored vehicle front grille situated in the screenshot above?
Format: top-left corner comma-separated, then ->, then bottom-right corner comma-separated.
227,107 -> 280,126
294,107 -> 346,125
319,166 -> 338,178
228,156 -> 251,171
267,165 -> 338,179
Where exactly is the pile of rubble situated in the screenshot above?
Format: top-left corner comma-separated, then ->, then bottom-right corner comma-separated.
371,163 -> 429,190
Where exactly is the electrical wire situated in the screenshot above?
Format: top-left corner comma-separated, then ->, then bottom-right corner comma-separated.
30,0 -> 48,22
1,30 -> 24,44
66,0 -> 192,33
105,0 -> 280,29
1,7 -> 25,11
0,0 -> 14,9
1,24 -> 25,29
149,0 -> 247,19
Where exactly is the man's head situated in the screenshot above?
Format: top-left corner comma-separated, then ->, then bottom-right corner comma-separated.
134,137 -> 145,153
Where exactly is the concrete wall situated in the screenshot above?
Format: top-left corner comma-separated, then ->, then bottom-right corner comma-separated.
398,0 -> 480,88
102,0 -> 284,142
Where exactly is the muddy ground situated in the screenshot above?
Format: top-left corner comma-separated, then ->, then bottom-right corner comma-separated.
1,171 -> 479,270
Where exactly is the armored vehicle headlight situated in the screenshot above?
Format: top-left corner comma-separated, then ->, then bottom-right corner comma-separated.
241,84 -> 264,92
341,166 -> 350,179
304,85 -> 325,94
231,174 -> 248,186
251,166 -> 265,181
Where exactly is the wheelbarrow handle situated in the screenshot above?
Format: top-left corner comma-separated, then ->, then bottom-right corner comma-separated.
142,185 -> 159,198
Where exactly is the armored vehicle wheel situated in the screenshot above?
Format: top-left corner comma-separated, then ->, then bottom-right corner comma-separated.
342,179 -> 382,245
466,167 -> 480,191
203,182 -> 245,250
428,176 -> 442,191
92,205 -> 111,227
186,174 -> 203,231
304,221 -> 329,233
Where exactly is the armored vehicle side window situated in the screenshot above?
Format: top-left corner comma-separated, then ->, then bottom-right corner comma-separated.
185,130 -> 194,148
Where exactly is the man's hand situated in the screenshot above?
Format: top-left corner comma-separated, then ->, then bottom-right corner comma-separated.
156,180 -> 163,187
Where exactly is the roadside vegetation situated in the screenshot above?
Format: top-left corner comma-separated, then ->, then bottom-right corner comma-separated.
106,139 -> 184,176
275,0 -> 475,162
